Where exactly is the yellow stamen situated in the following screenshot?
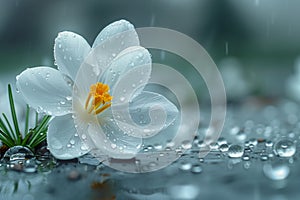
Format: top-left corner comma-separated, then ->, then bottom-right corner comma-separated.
85,82 -> 113,115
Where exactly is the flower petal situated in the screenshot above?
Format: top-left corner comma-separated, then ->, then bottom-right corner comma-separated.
72,98 -> 142,159
111,91 -> 179,138
47,114 -> 90,160
99,46 -> 151,100
129,91 -> 178,129
54,31 -> 91,80
16,67 -> 73,116
87,20 -> 140,75
93,19 -> 139,48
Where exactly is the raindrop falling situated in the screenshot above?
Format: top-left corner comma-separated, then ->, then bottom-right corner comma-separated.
225,41 -> 229,55
228,144 -> 244,158
274,139 -> 296,157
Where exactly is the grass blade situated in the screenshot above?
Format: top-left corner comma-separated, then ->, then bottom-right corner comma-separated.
2,113 -> 17,142
0,117 -> 15,142
0,129 -> 15,146
0,132 -> 14,147
24,105 -> 30,137
8,84 -> 21,144
28,115 -> 51,147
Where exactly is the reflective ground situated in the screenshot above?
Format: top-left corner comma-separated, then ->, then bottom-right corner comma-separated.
1,99 -> 300,200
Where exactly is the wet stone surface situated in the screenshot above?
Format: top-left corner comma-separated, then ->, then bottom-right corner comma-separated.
1,100 -> 300,199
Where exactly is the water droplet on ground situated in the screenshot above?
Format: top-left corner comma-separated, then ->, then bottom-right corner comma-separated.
274,139 -> 296,157
228,145 -> 244,158
219,144 -> 229,152
191,164 -> 202,174
179,161 -> 192,171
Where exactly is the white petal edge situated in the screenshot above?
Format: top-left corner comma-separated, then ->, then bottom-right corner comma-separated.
16,67 -> 73,116
88,20 -> 140,74
47,114 -> 90,160
92,19 -> 139,48
54,31 -> 91,80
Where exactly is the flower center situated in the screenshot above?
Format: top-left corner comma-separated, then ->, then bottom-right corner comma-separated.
85,82 -> 113,115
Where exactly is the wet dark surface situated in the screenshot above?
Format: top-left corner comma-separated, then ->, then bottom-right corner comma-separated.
1,100 -> 300,200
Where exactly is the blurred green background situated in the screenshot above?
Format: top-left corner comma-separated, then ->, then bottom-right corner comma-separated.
1,0 -> 300,98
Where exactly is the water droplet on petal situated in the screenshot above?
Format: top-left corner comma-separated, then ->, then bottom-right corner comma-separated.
66,96 -> 72,101
81,134 -> 87,140
70,139 -> 75,145
120,96 -> 125,102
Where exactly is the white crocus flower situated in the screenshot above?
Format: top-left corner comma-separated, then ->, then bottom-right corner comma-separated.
16,20 -> 178,160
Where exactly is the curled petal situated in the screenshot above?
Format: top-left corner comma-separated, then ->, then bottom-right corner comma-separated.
16,67 -> 72,116
47,114 -> 90,160
54,31 -> 91,80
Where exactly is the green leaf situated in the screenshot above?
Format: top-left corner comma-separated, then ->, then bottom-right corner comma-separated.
24,105 -> 30,137
28,115 -> 51,147
8,84 -> 21,144
2,113 -> 17,143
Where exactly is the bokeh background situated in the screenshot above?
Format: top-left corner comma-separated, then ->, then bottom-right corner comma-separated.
1,0 -> 300,99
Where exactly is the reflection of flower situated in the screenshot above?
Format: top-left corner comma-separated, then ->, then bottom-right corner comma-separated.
16,20 -> 178,160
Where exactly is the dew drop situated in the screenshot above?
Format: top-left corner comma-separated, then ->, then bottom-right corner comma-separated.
265,140 -> 273,147
132,83 -> 136,88
111,143 -> 117,149
219,143 -> 229,152
70,139 -> 75,145
242,155 -> 250,161
66,96 -> 72,101
274,139 -> 296,157
181,140 -> 192,150
80,144 -> 89,151
120,96 -> 125,102
58,44 -> 62,49
228,144 -> 244,158
81,134 -> 87,140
